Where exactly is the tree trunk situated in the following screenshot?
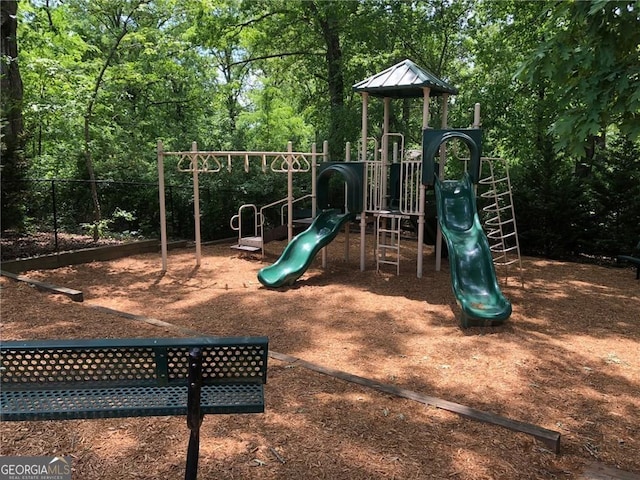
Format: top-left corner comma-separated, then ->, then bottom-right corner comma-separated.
84,115 -> 102,240
308,1 -> 345,160
1,0 -> 27,231
576,133 -> 606,178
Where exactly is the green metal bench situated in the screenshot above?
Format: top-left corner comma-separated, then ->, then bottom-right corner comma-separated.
0,336 -> 269,480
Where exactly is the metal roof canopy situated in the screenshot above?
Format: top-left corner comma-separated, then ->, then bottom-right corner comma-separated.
353,59 -> 458,98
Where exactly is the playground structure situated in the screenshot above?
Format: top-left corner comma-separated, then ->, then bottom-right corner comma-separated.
157,59 -> 518,326
258,59 -> 514,326
156,141 -> 326,270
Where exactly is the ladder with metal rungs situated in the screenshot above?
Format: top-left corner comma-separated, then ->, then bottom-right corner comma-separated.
376,212 -> 408,275
479,158 -> 523,286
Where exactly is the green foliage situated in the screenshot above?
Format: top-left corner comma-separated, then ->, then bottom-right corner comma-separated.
7,0 -> 639,255
517,1 -> 640,157
237,78 -> 314,150
81,207 -> 140,239
583,136 -> 640,254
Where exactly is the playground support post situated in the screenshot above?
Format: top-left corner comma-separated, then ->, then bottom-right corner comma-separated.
192,142 -> 202,267
344,142 -> 351,263
287,141 -> 294,242
311,143 -> 317,219
322,140 -> 329,267
472,103 -> 481,199
158,140 -> 168,271
435,93 -> 449,272
382,97 -> 392,212
360,93 -> 369,272
416,86 -> 431,278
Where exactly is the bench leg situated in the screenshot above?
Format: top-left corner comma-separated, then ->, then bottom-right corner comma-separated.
185,430 -> 200,480
185,348 -> 204,480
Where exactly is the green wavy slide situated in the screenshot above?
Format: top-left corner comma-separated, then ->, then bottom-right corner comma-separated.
435,172 -> 512,327
257,209 -> 356,288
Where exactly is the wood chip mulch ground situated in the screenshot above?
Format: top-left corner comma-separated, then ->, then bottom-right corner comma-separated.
1,234 -> 639,479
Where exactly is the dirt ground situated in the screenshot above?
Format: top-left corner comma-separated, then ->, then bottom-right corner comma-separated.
1,233 -> 639,480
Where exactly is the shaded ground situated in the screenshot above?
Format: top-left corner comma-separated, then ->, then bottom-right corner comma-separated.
1,233 -> 639,479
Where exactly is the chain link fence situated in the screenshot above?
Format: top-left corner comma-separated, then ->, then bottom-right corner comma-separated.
1,179 -> 237,254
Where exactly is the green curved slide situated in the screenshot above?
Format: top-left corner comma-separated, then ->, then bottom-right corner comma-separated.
435,172 -> 512,327
257,209 -> 356,288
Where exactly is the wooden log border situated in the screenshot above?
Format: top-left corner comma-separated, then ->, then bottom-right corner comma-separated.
0,240 -> 188,274
269,351 -> 561,453
1,270 -> 84,302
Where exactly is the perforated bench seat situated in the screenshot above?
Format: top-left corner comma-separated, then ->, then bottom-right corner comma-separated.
0,336 -> 269,480
1,383 -> 265,421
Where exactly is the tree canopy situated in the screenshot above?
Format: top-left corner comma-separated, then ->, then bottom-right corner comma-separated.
1,0 -> 638,257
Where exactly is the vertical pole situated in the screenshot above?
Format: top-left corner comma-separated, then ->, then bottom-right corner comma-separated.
435,94 -> 449,272
422,87 -> 431,131
417,87 -> 431,278
185,347 -> 203,480
382,97 -> 390,210
191,141 -> 201,267
473,103 -> 481,129
361,92 -> 368,162
157,140 -> 168,271
344,142 -> 351,262
360,92 -> 369,272
50,180 -> 59,253
473,103 -> 481,198
311,143 -> 317,218
379,96 -> 391,264
287,141 -> 294,242
321,141 -> 329,268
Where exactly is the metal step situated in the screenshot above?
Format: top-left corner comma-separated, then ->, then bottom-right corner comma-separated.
238,236 -> 263,248
230,244 -> 261,252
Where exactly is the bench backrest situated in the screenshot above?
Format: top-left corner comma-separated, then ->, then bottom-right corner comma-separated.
0,337 -> 269,391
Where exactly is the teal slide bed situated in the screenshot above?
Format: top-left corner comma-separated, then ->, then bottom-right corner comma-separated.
257,210 -> 356,288
435,173 -> 512,327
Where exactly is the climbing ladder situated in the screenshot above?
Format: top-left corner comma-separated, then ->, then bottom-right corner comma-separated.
479,158 -> 523,286
376,211 -> 408,275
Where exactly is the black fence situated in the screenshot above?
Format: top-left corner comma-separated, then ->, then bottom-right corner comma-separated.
1,179 -> 237,251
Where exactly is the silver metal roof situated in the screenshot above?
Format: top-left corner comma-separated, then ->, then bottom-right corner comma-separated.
353,59 -> 458,98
